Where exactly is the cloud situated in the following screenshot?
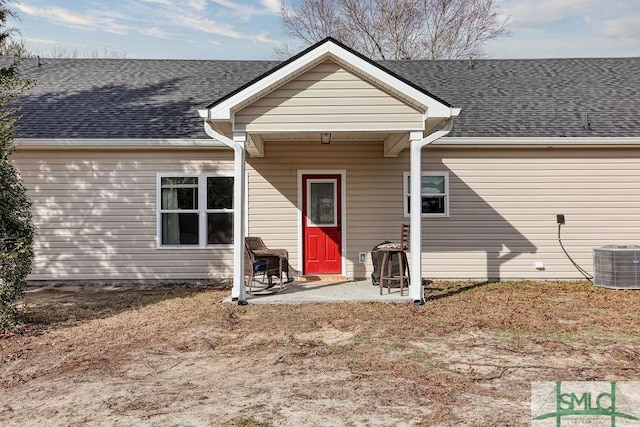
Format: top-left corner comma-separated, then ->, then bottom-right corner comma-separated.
189,0 -> 208,11
153,2 -> 279,44
503,0 -> 601,28
173,14 -> 244,39
502,0 -> 640,31
23,36 -> 58,45
208,0 -> 281,19
491,0 -> 640,58
260,0 -> 282,14
171,13 -> 277,44
487,0 -> 640,59
139,27 -> 172,40
140,0 -> 175,5
17,4 -> 92,26
16,0 -> 282,58
211,0 -> 247,11
252,31 -> 279,44
16,3 -> 130,35
603,14 -> 640,44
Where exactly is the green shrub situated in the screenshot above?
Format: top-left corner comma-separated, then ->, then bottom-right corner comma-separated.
0,1 -> 35,329
0,140 -> 33,329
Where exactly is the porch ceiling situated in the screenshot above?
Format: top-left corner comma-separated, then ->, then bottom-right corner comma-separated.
258,131 -> 388,142
245,131 -> 412,158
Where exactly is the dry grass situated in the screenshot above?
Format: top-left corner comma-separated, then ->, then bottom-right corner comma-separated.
1,280 -> 639,426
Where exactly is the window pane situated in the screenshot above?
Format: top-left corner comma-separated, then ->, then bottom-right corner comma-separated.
207,213 -> 233,244
161,177 -> 197,187
421,176 -> 445,195
161,177 -> 198,210
422,196 -> 445,214
207,177 -> 234,209
309,182 -> 335,225
161,187 -> 198,209
407,196 -> 446,214
161,213 -> 199,245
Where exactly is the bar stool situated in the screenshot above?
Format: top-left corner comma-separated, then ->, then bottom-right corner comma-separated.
378,224 -> 410,296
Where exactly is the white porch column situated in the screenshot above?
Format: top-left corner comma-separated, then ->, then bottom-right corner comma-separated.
231,132 -> 247,301
203,121 -> 248,302
409,131 -> 425,303
408,120 -> 455,304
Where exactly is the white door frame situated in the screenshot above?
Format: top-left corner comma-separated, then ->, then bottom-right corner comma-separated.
297,169 -> 347,277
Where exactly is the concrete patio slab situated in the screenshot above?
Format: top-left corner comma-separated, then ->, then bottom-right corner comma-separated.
223,279 -> 413,304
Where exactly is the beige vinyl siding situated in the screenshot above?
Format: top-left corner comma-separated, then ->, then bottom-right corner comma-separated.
248,142 -> 640,280
427,147 -> 640,279
12,149 -> 235,281
235,60 -> 424,133
248,140 -> 422,279
13,143 -> 640,282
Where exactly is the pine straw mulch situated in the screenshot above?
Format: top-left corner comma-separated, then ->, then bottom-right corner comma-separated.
1,280 -> 639,426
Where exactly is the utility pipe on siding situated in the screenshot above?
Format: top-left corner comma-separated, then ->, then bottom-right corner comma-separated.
409,118 -> 454,304
204,121 -> 247,303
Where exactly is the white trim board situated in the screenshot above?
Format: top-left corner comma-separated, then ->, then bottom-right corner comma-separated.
434,137 -> 640,148
16,138 -> 227,150
199,39 -> 457,123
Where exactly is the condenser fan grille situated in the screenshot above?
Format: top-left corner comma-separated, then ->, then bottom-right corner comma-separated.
593,245 -> 640,289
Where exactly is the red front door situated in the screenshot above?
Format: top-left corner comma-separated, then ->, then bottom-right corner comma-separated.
302,174 -> 342,274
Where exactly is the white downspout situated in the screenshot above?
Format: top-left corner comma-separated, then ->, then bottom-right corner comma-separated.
204,121 -> 247,303
410,118 -> 455,304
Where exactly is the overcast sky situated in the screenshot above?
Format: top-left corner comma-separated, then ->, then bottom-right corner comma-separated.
11,0 -> 640,60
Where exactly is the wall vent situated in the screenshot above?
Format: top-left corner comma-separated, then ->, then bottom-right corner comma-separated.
593,245 -> 640,289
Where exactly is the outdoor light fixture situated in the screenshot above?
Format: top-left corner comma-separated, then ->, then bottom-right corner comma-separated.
321,132 -> 332,144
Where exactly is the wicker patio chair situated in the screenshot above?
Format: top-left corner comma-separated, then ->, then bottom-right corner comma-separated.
244,243 -> 270,294
245,236 -> 291,288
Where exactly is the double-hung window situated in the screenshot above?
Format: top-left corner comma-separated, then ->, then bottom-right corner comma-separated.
158,174 -> 234,247
403,171 -> 449,217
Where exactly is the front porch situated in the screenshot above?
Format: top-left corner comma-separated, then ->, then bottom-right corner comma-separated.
225,278 -> 412,304
198,38 -> 460,304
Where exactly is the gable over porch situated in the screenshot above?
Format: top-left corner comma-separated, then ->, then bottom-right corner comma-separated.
198,38 -> 460,304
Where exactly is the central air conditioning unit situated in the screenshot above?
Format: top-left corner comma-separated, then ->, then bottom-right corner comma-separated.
593,245 -> 640,289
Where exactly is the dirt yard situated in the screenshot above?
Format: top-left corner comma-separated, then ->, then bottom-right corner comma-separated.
1,280 -> 639,426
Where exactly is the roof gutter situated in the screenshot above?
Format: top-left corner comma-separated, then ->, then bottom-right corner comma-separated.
15,138 -> 227,150
433,137 -> 640,148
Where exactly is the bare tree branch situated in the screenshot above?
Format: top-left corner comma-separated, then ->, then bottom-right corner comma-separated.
277,0 -> 509,59
34,46 -> 128,59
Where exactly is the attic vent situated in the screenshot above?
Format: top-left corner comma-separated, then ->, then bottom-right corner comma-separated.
593,245 -> 640,289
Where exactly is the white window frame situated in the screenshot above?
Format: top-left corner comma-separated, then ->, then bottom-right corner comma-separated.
403,171 -> 449,218
156,173 -> 234,249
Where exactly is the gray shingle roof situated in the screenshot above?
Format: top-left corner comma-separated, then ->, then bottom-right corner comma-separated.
6,55 -> 640,139
384,57 -> 640,138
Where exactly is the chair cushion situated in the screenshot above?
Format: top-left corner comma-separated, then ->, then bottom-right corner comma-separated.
377,243 -> 406,250
253,259 -> 267,272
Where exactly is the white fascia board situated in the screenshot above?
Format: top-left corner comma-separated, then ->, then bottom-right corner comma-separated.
327,46 -> 453,118
422,108 -> 460,124
433,137 -> 640,148
203,40 -> 456,121
15,138 -> 228,150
